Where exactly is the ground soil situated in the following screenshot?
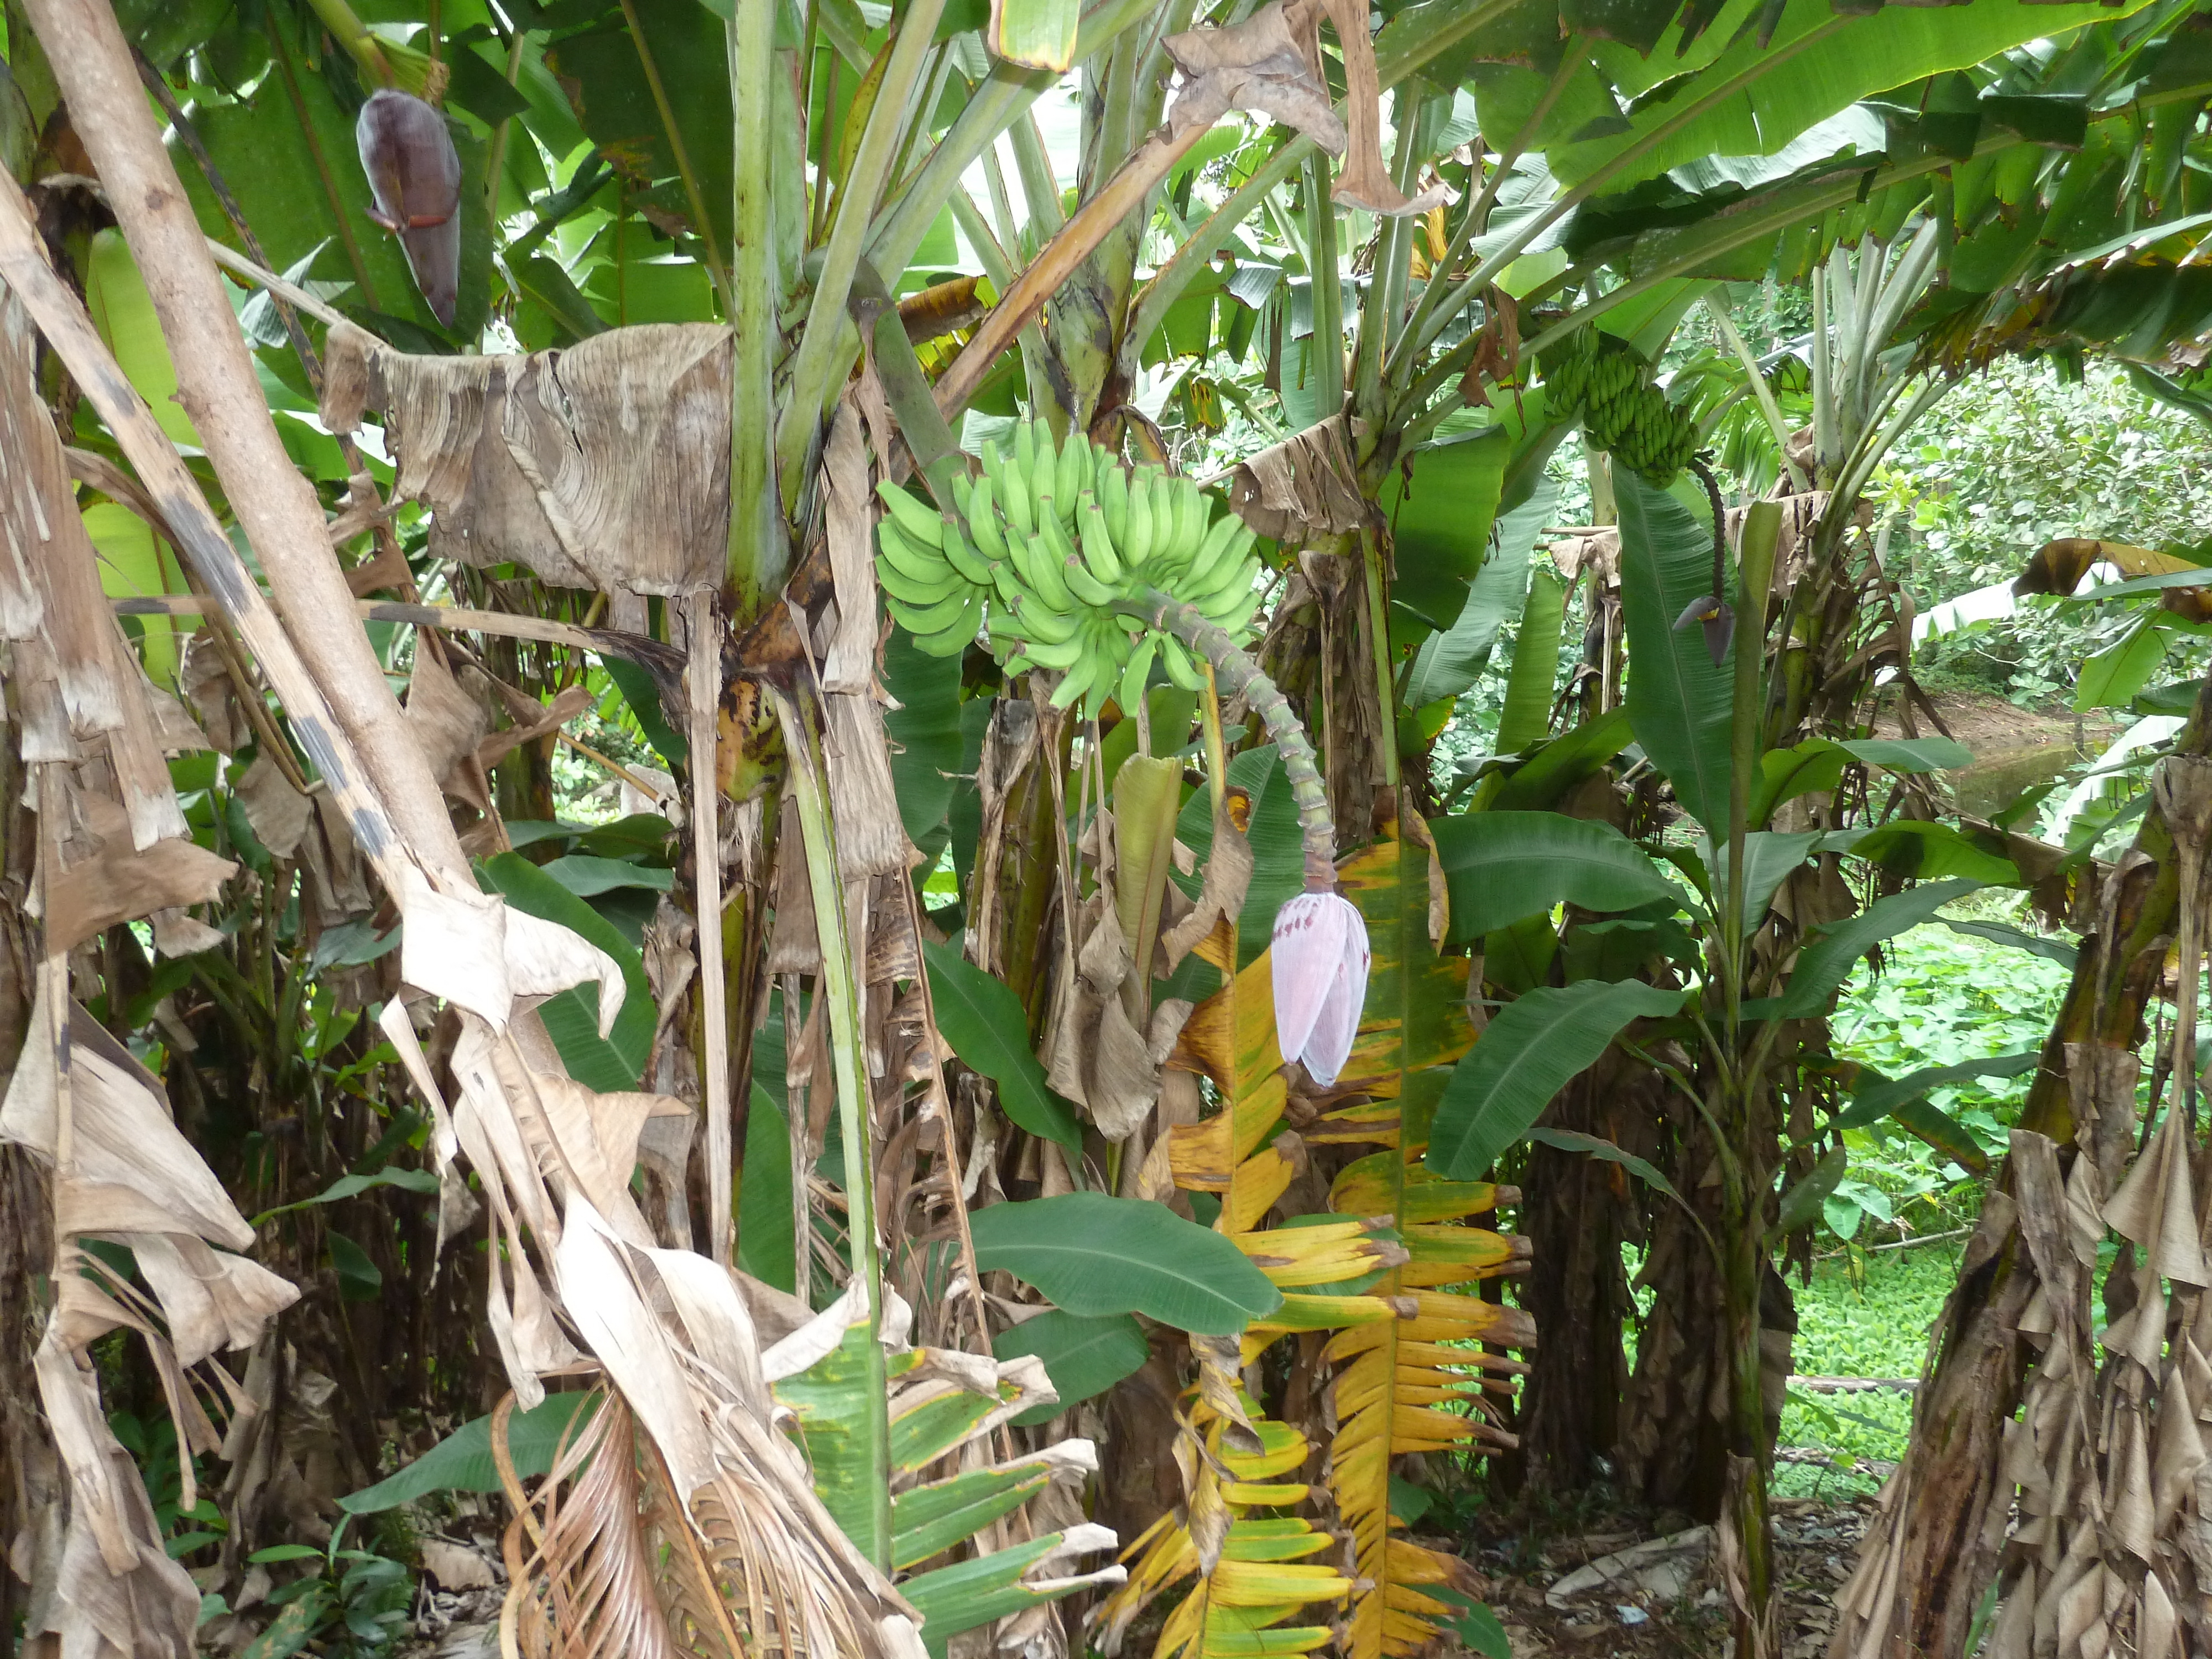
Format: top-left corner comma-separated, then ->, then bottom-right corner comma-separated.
1441,1493 -> 1875,1658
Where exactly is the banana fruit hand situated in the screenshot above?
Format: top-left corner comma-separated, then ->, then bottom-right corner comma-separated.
1538,328 -> 1700,487
873,421 -> 1268,717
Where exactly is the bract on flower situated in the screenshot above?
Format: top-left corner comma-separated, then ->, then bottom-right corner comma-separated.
1270,889 -> 1371,1087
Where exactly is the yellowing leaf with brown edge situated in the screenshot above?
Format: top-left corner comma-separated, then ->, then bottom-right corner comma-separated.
1316,808 -> 1533,1659
1094,1404 -> 1350,1659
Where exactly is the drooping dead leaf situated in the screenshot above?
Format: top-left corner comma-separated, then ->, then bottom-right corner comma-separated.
2015,536 -> 2201,597
40,791 -> 235,956
1161,791 -> 1255,971
397,867 -> 628,1041
898,275 -> 986,343
322,320 -> 729,597
476,681 -> 592,775
1,289 -> 120,732
1164,0 -> 1446,217
1165,1 -> 1345,152
822,399 -> 879,696
1043,898 -> 1165,1142
419,1538 -> 495,1593
824,693 -> 920,880
4,961 -> 295,1659
179,632 -> 248,752
405,646 -> 492,809
236,751 -> 313,860
1228,414 -> 1372,543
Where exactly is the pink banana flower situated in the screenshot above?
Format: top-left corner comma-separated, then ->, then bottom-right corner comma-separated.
1270,889 -> 1370,1087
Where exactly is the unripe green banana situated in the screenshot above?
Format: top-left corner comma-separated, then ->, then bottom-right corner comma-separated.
879,558 -> 962,608
1031,435 -> 1062,528
1172,481 -> 1207,564
1152,475 -> 1185,559
1100,463 -> 1131,548
1019,630 -> 1088,670
1118,635 -> 1159,716
1195,554 -> 1262,622
1048,650 -> 1100,711
1013,420 -> 1036,489
898,585 -> 979,638
1008,593 -> 1082,644
999,446 -> 1034,538
1183,510 -> 1247,591
1158,634 -> 1206,692
1062,555 -> 1121,608
1186,545 -> 1258,612
910,591 -> 983,658
966,476 -> 1009,557
941,523 -> 995,586
1124,478 -> 1156,567
1011,519 -> 1073,611
1078,494 -> 1126,585
878,482 -> 947,548
1057,431 -> 1087,508
878,520 -> 956,587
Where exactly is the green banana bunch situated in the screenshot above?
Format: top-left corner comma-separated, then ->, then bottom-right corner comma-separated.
1539,328 -> 1700,486
874,421 -> 1267,718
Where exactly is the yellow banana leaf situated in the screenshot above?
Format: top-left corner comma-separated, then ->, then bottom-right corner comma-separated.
1096,1404 -> 1351,1659
1320,815 -> 1535,1659
1121,817 -> 1533,1659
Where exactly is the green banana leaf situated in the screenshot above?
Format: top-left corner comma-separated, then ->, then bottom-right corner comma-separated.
902,1526 -> 1121,1659
1427,979 -> 1686,1179
1776,877 -> 1981,1018
1430,811 -> 1681,945
923,940 -> 1082,1153
1402,479 -> 1556,712
1491,562 -> 1567,758
1615,471 -> 1733,834
992,1310 -> 1148,1427
341,1393 -> 600,1512
1378,425 -> 1511,631
966,1192 -> 1282,1333
478,852 -> 655,1091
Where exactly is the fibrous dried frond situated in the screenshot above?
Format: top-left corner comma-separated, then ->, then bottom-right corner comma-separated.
501,1389 -> 682,1659
1224,415 -> 1372,547
320,321 -> 730,597
3,974 -> 296,1659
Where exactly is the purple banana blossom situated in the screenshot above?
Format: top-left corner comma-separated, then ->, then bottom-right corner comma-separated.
1270,889 -> 1370,1087
1674,593 -> 1735,666
356,89 -> 462,326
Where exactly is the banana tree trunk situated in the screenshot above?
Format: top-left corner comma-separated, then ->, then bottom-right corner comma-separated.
1506,1048 -> 1652,1491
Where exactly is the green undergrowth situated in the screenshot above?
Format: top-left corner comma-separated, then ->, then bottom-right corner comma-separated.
1772,1243 -> 1960,1499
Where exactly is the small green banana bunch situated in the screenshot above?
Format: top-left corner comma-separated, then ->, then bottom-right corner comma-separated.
1540,328 -> 1699,486
874,421 -> 1264,718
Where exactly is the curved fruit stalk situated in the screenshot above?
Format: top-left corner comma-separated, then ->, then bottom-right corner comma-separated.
1112,587 -> 1369,1087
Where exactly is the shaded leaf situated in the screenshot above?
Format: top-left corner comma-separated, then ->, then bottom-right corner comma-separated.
992,1311 -> 1149,1426
922,939 -> 1082,1154
1835,1052 -> 2039,1133
1616,472 -> 1732,832
1428,979 -> 1685,1179
966,1193 -> 1282,1334
1525,1126 -> 1684,1204
1778,878 -> 1981,1018
341,1394 -> 601,1512
1431,811 -> 1681,945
